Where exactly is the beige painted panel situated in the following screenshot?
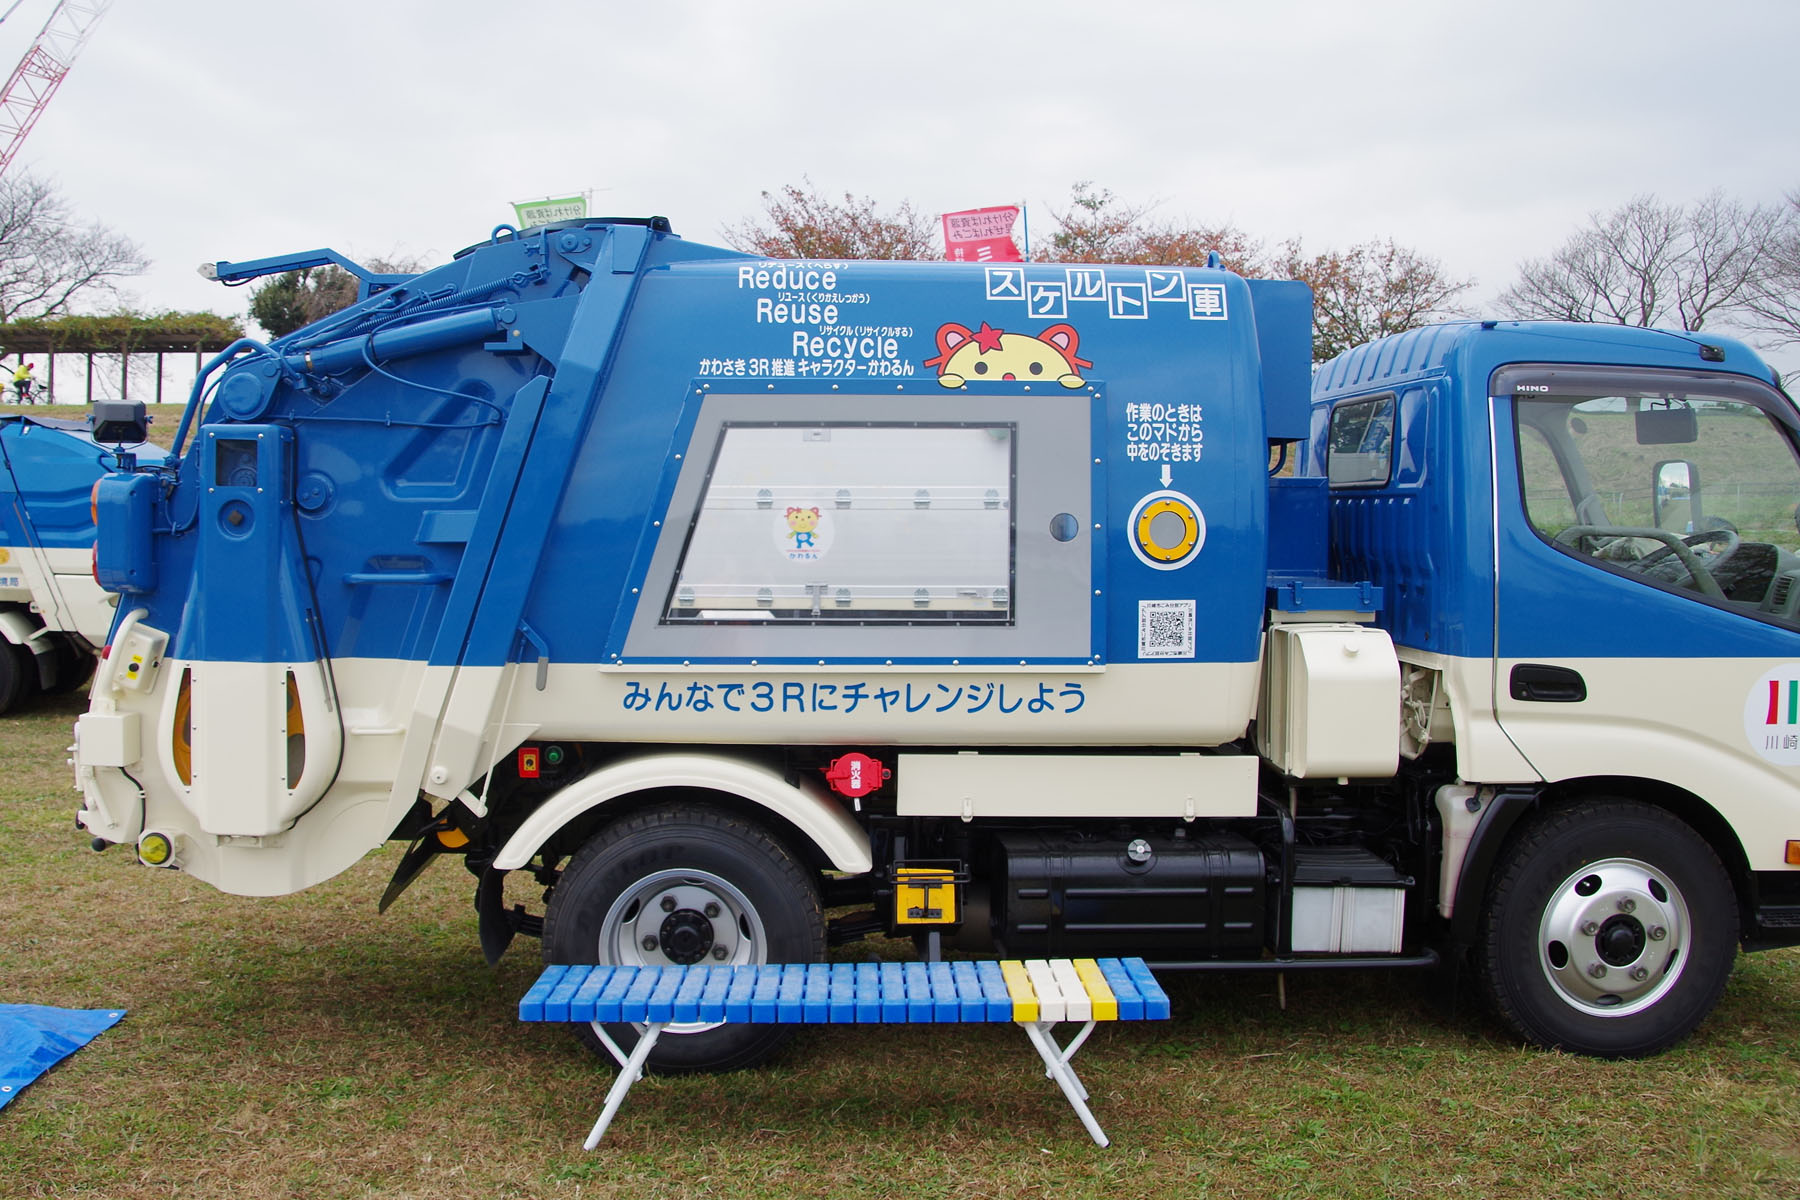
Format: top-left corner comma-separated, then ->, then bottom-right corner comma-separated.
895,751 -> 1257,819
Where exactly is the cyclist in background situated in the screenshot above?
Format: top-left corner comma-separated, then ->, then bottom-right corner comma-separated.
11,361 -> 35,403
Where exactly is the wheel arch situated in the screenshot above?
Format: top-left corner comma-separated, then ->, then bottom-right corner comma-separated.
492,751 -> 873,876
1449,775 -> 1752,948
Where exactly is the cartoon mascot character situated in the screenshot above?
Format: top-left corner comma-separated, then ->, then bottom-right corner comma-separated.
923,321 -> 1091,389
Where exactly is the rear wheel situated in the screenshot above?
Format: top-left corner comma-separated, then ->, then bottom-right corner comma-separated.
541,801 -> 824,1073
0,641 -> 29,714
1479,799 -> 1737,1057
44,636 -> 93,694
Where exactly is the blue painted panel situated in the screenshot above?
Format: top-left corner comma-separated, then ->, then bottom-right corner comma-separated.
1,415 -> 164,551
120,226 -> 1293,675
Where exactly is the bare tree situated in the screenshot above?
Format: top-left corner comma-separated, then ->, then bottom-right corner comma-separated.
1274,237 -> 1474,361
1500,191 -> 1783,331
0,174 -> 147,323
721,179 -> 938,260
1737,190 -> 1800,350
1042,182 -> 1263,273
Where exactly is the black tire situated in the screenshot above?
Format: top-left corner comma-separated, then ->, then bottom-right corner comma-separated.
1478,798 -> 1738,1058
45,636 -> 94,694
541,801 -> 825,1074
0,640 -> 27,715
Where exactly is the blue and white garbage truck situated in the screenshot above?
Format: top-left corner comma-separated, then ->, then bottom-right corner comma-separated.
72,217 -> 1800,1069
0,410 -> 162,712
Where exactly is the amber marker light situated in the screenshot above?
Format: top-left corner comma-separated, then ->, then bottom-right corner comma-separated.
1787,841 -> 1800,866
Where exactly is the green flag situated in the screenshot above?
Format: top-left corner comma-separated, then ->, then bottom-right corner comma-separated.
512,194 -> 588,229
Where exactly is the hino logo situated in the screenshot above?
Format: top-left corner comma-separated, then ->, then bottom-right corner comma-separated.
1514,384 -> 1551,393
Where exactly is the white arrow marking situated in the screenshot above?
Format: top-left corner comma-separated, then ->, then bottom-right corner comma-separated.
1160,464 -> 1172,487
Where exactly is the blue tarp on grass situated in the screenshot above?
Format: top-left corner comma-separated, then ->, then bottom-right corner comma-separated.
0,1004 -> 125,1111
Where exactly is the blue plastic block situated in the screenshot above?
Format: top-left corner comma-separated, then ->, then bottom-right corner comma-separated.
519,964 -> 568,1021
803,963 -> 832,1023
878,962 -> 907,1023
1123,958 -> 1170,1020
698,966 -> 733,1023
569,966 -> 612,1021
950,962 -> 985,1021
974,961 -> 1012,1021
853,963 -> 881,1023
673,968 -> 710,1023
776,964 -> 806,1023
594,967 -> 636,1024
928,963 -> 958,1022
646,967 -> 683,1023
621,966 -> 661,1022
724,966 -> 756,1023
903,963 -> 931,1022
545,968 -> 587,1023
751,966 -> 783,1023
827,965 -> 856,1023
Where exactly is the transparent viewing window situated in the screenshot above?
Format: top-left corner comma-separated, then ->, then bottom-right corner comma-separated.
1327,396 -> 1395,486
664,423 -> 1015,625
1516,384 -> 1800,624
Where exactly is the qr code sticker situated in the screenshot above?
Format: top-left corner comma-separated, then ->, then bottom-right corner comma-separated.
1138,599 -> 1196,659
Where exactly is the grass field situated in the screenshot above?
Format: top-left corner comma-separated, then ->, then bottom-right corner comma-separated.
2,694 -> 1797,1198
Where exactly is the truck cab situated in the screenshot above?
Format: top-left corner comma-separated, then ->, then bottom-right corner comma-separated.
1310,322 -> 1800,1051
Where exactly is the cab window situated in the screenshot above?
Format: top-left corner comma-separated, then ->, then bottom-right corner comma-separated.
1513,374 -> 1800,627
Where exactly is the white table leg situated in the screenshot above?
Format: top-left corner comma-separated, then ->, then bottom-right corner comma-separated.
583,1023 -> 665,1149
1020,1021 -> 1109,1147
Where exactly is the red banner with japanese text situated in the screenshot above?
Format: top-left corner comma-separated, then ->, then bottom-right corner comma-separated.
941,205 -> 1023,262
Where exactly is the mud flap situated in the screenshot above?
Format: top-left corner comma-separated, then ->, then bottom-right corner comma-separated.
475,866 -> 515,966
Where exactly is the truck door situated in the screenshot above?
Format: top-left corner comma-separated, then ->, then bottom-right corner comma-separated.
1490,362 -> 1800,844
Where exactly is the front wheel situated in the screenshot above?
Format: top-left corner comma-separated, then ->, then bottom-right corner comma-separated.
541,801 -> 825,1073
1479,799 -> 1738,1058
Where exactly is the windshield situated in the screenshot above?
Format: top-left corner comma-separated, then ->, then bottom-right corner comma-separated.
1513,374 -> 1800,628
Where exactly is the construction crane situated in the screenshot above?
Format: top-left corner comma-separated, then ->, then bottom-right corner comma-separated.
0,0 -> 109,177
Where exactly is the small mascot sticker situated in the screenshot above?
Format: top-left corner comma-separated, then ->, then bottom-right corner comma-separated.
776,505 -> 830,562
924,321 -> 1091,389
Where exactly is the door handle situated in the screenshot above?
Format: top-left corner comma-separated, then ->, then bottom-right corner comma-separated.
1510,663 -> 1587,703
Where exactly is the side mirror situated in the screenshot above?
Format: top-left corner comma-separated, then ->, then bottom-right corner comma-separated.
91,400 -> 149,445
1654,459 -> 1699,532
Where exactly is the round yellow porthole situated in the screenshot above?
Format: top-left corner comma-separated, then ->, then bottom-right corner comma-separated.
1128,490 -> 1206,570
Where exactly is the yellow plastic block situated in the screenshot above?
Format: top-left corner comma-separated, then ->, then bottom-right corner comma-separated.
1000,959 -> 1037,1023
1072,959 -> 1118,1021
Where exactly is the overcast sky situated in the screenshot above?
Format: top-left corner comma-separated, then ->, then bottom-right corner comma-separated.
9,0 -> 1800,384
